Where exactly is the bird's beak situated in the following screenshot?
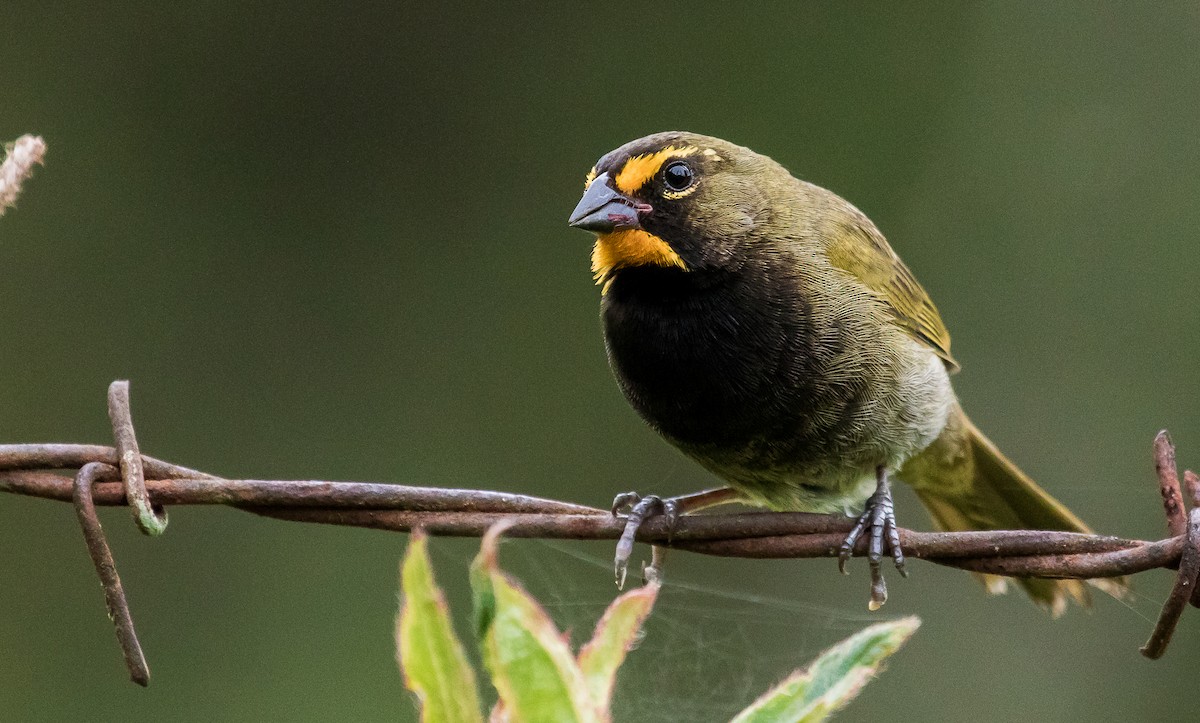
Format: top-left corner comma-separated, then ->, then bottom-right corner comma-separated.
567,172 -> 644,233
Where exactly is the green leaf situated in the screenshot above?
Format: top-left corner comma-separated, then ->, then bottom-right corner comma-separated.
730,617 -> 920,723
577,581 -> 659,715
397,530 -> 484,723
470,523 -> 605,723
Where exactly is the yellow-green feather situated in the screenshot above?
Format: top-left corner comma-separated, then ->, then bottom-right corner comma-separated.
825,217 -> 960,372
900,404 -> 1128,615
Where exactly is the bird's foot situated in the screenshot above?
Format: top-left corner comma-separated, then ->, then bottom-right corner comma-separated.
610,487 -> 741,589
838,467 -> 907,611
611,492 -> 679,589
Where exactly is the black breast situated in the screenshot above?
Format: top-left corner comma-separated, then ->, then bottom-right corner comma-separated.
601,264 -> 837,456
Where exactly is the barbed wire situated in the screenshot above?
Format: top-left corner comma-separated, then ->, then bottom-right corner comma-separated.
1,382 -> 1196,686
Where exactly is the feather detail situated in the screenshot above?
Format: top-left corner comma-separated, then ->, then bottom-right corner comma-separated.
825,215 -> 959,372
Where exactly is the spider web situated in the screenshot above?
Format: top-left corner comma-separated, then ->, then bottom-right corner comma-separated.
434,537 -> 890,722
429,529 -> 1167,723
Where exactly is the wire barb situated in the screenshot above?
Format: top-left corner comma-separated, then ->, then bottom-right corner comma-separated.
72,462 -> 150,686
67,383 -> 177,685
1153,431 -> 1186,538
108,381 -> 168,536
1185,470 -> 1200,610
1139,430 -> 1200,658
1140,506 -> 1200,659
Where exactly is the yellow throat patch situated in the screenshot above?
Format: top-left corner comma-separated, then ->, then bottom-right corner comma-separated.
591,230 -> 687,290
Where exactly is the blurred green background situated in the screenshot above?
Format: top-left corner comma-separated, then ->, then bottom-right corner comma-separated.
2,2 -> 1198,721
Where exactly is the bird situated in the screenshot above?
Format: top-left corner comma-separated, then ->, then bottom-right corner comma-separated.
566,131 -> 1126,613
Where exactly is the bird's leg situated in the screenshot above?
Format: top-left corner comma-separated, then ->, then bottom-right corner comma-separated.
611,486 -> 740,589
642,545 -> 668,586
838,466 -> 907,611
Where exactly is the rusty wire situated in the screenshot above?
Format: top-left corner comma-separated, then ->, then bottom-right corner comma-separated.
0,382 -> 1197,685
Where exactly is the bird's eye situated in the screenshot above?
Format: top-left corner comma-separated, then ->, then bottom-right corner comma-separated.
662,161 -> 694,192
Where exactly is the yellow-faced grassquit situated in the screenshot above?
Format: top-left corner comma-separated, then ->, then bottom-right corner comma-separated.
568,131 -> 1126,613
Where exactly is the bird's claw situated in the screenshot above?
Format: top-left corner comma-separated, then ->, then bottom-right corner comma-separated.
612,492 -> 678,589
611,491 -> 643,517
838,473 -> 906,610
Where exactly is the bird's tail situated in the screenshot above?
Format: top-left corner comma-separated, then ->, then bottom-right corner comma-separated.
900,404 -> 1128,616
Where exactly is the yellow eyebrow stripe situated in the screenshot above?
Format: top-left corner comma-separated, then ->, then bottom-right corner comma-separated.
613,145 -> 701,194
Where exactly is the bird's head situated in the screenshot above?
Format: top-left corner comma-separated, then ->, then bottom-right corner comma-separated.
568,132 -> 796,288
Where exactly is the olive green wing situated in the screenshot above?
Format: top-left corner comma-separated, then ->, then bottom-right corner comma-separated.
827,221 -> 960,372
